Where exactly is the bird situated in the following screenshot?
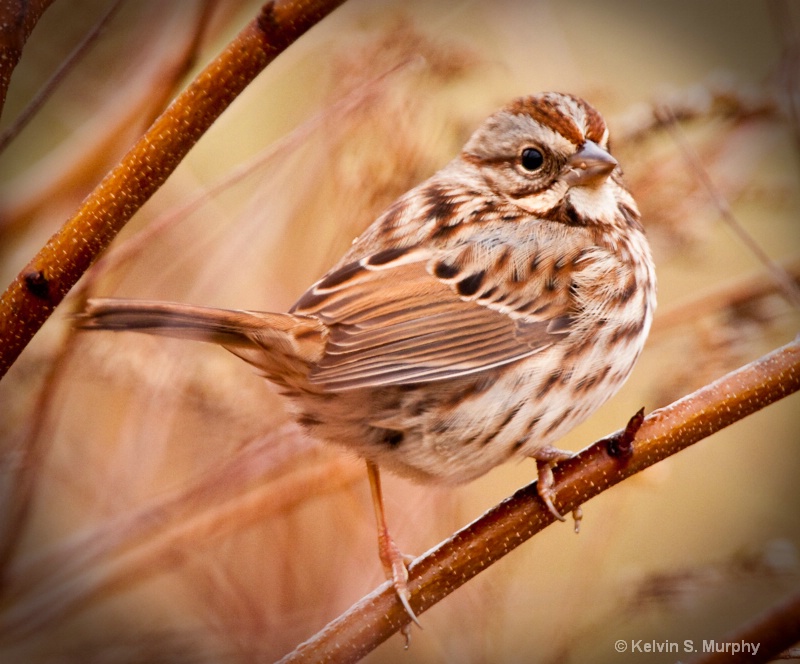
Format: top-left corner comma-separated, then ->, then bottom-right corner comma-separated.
79,91 -> 657,626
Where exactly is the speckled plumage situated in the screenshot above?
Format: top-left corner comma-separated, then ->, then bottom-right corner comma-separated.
82,92 -> 656,621
83,92 -> 656,488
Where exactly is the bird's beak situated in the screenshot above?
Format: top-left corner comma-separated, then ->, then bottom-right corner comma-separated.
563,140 -> 617,187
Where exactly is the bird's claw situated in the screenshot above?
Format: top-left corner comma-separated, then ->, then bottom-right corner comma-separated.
532,446 -> 575,522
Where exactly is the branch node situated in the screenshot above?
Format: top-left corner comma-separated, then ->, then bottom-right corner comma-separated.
606,407 -> 646,459
23,270 -> 50,301
257,2 -> 284,50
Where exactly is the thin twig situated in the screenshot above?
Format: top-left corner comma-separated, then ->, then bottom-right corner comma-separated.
0,0 -> 57,117
81,56 -> 422,291
766,0 -> 800,158
0,0 -> 126,155
0,0 -> 348,380
650,255 -> 800,338
657,104 -> 800,311
615,83 -> 779,145
0,1 -> 221,243
688,589 -> 800,664
277,339 -> 800,663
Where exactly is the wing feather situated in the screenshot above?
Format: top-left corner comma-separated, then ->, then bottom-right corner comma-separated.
291,236 -> 577,390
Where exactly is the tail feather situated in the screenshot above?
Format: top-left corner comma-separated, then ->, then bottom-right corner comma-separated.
78,298 -> 327,373
79,298 -> 292,346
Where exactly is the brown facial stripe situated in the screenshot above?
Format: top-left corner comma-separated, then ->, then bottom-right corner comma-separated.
506,96 -> 583,145
462,153 -> 556,199
582,103 -> 607,144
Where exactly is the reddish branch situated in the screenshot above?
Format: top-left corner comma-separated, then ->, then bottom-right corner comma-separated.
689,588 -> 800,664
0,0 -> 346,379
0,0 -> 56,116
278,339 -> 800,663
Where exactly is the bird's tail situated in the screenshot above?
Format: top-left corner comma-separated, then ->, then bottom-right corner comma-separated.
78,298 -> 326,381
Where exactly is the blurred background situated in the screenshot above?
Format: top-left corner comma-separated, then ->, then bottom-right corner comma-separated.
0,0 -> 799,662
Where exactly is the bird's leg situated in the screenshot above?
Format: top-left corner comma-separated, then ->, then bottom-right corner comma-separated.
530,446 -> 580,526
366,460 -> 420,635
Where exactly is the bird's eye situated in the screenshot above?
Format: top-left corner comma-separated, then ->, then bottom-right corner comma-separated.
520,147 -> 544,172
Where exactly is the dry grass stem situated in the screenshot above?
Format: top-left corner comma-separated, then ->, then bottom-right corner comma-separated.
657,104 -> 800,310
0,0 -> 347,379
616,82 -> 781,145
0,0 -> 125,155
81,55 -> 423,293
650,255 -> 800,338
0,2 -> 218,236
4,425 -> 312,600
0,339 -> 78,583
0,441 -> 362,643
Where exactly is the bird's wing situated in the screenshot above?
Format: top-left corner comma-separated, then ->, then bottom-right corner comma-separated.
291,229 -> 586,390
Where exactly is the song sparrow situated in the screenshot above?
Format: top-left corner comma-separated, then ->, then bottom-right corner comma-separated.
81,92 -> 656,624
